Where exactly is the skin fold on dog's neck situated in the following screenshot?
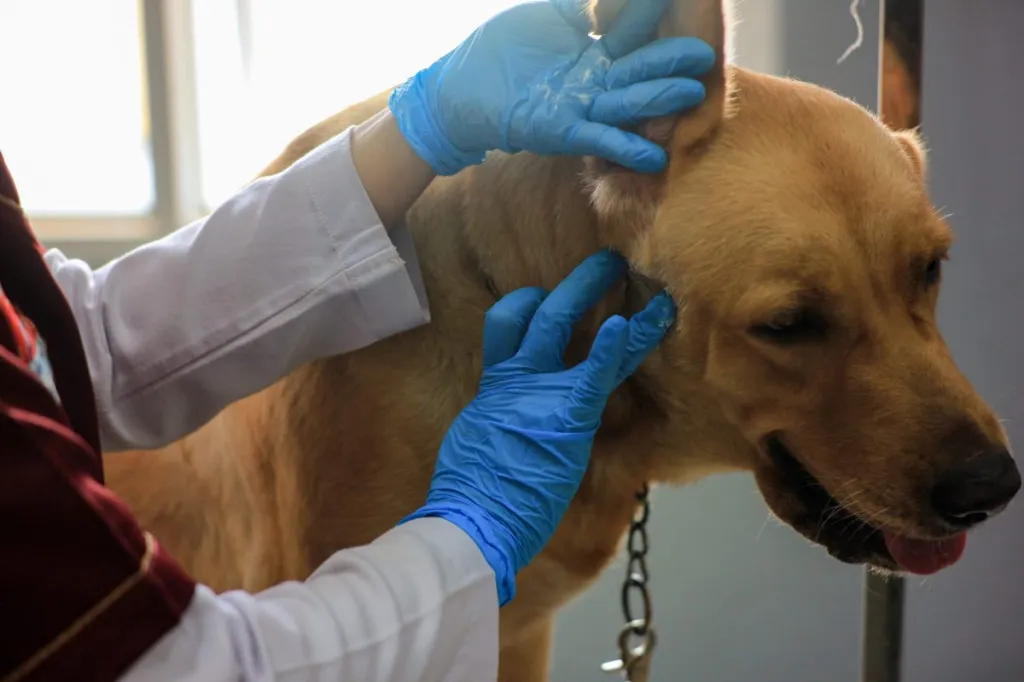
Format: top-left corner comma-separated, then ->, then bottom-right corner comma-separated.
442,144 -> 750,495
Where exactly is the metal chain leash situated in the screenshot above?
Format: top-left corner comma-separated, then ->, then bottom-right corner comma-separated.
601,483 -> 657,682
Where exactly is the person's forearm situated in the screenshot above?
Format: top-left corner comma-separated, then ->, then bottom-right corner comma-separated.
120,518 -> 498,682
350,108 -> 437,230
46,127 -> 430,452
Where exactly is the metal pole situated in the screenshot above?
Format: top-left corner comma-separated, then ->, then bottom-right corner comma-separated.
860,3 -> 923,681
860,571 -> 905,682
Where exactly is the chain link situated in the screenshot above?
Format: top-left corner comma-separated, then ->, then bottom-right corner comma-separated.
601,483 -> 656,682
621,483 -> 652,635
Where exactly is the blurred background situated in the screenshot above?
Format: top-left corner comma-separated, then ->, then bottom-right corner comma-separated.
4,1 -> 1023,681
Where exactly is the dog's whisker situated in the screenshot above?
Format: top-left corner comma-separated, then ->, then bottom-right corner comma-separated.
847,506 -> 892,544
755,513 -> 772,542
836,514 -> 868,540
818,487 -> 865,530
820,496 -> 853,529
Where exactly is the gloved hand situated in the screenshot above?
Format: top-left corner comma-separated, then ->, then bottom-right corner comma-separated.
388,0 -> 715,175
401,250 -> 676,605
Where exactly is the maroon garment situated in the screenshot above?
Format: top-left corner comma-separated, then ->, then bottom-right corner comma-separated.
0,150 -> 196,682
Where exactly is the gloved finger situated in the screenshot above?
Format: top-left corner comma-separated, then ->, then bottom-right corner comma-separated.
550,0 -> 594,34
605,37 -> 716,89
589,78 -> 706,127
563,121 -> 668,173
482,286 -> 549,368
601,0 -> 671,60
568,314 -> 631,418
614,290 -> 676,384
517,250 -> 627,371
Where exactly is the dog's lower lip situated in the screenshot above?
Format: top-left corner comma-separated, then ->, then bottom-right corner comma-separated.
764,436 -> 898,569
764,439 -> 965,574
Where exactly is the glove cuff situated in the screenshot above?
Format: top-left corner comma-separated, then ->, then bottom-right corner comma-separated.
389,74 -> 486,177
400,504 -> 518,606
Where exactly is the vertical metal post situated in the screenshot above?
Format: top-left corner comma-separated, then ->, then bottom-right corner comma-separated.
860,2 -> 916,679
860,572 -> 905,682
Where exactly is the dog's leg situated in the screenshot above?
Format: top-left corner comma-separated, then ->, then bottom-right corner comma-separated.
498,618 -> 554,682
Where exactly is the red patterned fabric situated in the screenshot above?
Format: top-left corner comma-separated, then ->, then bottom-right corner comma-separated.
0,150 -> 196,682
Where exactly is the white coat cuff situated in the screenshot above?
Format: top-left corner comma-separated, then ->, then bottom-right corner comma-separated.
301,128 -> 430,342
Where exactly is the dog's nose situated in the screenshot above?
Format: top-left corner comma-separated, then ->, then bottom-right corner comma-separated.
932,447 -> 1022,527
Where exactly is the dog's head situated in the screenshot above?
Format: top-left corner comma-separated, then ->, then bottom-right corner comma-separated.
585,0 -> 1020,574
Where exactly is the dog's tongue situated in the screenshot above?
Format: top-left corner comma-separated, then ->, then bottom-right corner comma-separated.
882,531 -> 967,575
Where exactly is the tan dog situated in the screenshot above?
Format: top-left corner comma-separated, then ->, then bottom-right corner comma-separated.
103,0 -> 1021,678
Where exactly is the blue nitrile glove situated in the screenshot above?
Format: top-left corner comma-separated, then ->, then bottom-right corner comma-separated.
388,0 -> 715,176
401,250 -> 676,605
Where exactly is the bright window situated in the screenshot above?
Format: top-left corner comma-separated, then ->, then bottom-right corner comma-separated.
1,0 -> 528,244
0,0 -> 153,216
191,0 -> 525,209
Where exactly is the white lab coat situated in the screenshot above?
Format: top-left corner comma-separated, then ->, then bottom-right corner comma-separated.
43,127 -> 499,682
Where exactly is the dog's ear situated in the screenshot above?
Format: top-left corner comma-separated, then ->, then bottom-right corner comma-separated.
894,128 -> 928,180
589,0 -> 730,150
584,0 -> 733,254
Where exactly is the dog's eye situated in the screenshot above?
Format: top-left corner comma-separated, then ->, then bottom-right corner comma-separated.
923,258 -> 942,287
750,308 -> 829,344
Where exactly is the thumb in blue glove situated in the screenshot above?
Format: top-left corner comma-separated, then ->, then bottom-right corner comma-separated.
401,250 -> 676,605
389,0 -> 715,175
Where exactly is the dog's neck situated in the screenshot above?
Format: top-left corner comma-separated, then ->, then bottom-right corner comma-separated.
415,150 -> 751,487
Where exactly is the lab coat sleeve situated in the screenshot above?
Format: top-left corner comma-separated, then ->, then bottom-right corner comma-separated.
119,517 -> 499,682
44,126 -> 431,452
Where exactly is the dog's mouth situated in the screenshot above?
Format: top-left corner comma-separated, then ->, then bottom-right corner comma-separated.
764,437 -> 967,575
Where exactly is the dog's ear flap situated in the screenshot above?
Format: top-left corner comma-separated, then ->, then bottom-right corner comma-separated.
588,0 -> 731,153
582,0 -> 732,257
894,128 -> 928,180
